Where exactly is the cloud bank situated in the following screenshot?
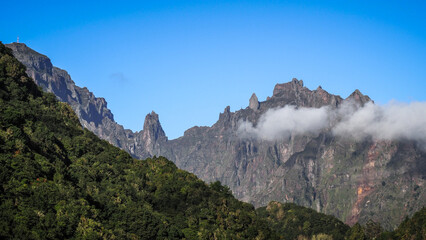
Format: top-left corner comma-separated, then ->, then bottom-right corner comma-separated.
238,105 -> 330,140
333,101 -> 426,142
237,101 -> 426,145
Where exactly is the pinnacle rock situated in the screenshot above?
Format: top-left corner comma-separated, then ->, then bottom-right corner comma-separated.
142,111 -> 166,141
249,93 -> 259,110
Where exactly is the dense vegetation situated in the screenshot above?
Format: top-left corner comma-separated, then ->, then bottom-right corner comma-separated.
392,207 -> 425,239
0,41 -> 424,239
257,201 -> 350,239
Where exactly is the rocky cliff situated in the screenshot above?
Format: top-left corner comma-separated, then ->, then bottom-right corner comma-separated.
7,43 -> 425,230
5,43 -> 166,159
161,79 -> 425,229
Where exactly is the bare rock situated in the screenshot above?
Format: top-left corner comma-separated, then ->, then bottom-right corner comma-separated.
249,93 -> 259,110
346,89 -> 372,106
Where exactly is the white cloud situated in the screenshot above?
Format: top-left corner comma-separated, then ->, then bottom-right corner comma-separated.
333,101 -> 426,142
238,105 -> 331,140
238,101 -> 426,146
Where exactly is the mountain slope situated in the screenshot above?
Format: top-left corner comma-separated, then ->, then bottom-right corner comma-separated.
0,42 -> 277,239
6,43 -> 425,230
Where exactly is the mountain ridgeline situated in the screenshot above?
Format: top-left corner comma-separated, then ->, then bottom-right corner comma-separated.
5,42 -> 426,231
0,41 -> 362,239
4,43 -> 166,160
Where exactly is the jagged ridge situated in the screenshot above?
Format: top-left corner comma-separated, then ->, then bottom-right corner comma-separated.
6,43 -> 425,230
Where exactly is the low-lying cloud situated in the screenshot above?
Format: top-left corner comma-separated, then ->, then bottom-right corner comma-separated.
237,101 -> 426,145
238,105 -> 330,140
333,101 -> 426,142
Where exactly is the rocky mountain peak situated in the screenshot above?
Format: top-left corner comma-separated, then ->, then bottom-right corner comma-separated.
218,106 -> 231,120
6,43 -> 53,75
249,93 -> 259,110
6,43 -> 117,145
346,89 -> 372,106
214,106 -> 233,130
224,105 -> 230,112
142,111 -> 166,142
268,78 -> 342,108
272,78 -> 304,97
291,77 -> 304,86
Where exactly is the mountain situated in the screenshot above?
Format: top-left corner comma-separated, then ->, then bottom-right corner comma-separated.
0,41 -> 363,239
1,42 -> 278,239
6,43 -> 425,230
160,79 -> 425,230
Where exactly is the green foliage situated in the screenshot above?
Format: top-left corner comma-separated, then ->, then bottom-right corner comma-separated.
364,219 -> 384,239
344,209 -> 426,240
392,207 -> 425,240
345,223 -> 367,240
257,201 -> 350,240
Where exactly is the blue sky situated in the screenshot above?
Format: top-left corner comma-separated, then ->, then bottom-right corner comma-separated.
1,1 -> 426,139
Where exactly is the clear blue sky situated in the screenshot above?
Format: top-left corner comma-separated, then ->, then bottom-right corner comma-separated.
1,0 -> 425,139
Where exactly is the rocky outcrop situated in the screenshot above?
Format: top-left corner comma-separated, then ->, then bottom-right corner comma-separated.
7,43 -> 425,230
249,93 -> 259,110
138,111 -> 167,157
270,78 -> 343,108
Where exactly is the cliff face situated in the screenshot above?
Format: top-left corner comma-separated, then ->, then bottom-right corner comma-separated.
160,79 -> 425,229
7,43 -> 425,229
5,43 -> 166,159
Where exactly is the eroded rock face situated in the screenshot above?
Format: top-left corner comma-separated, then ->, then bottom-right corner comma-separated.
5,43 -> 166,159
8,43 -> 425,230
249,93 -> 259,110
271,78 -> 342,108
158,81 -> 425,230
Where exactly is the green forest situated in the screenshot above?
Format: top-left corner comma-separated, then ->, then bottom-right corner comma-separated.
0,42 -> 424,239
